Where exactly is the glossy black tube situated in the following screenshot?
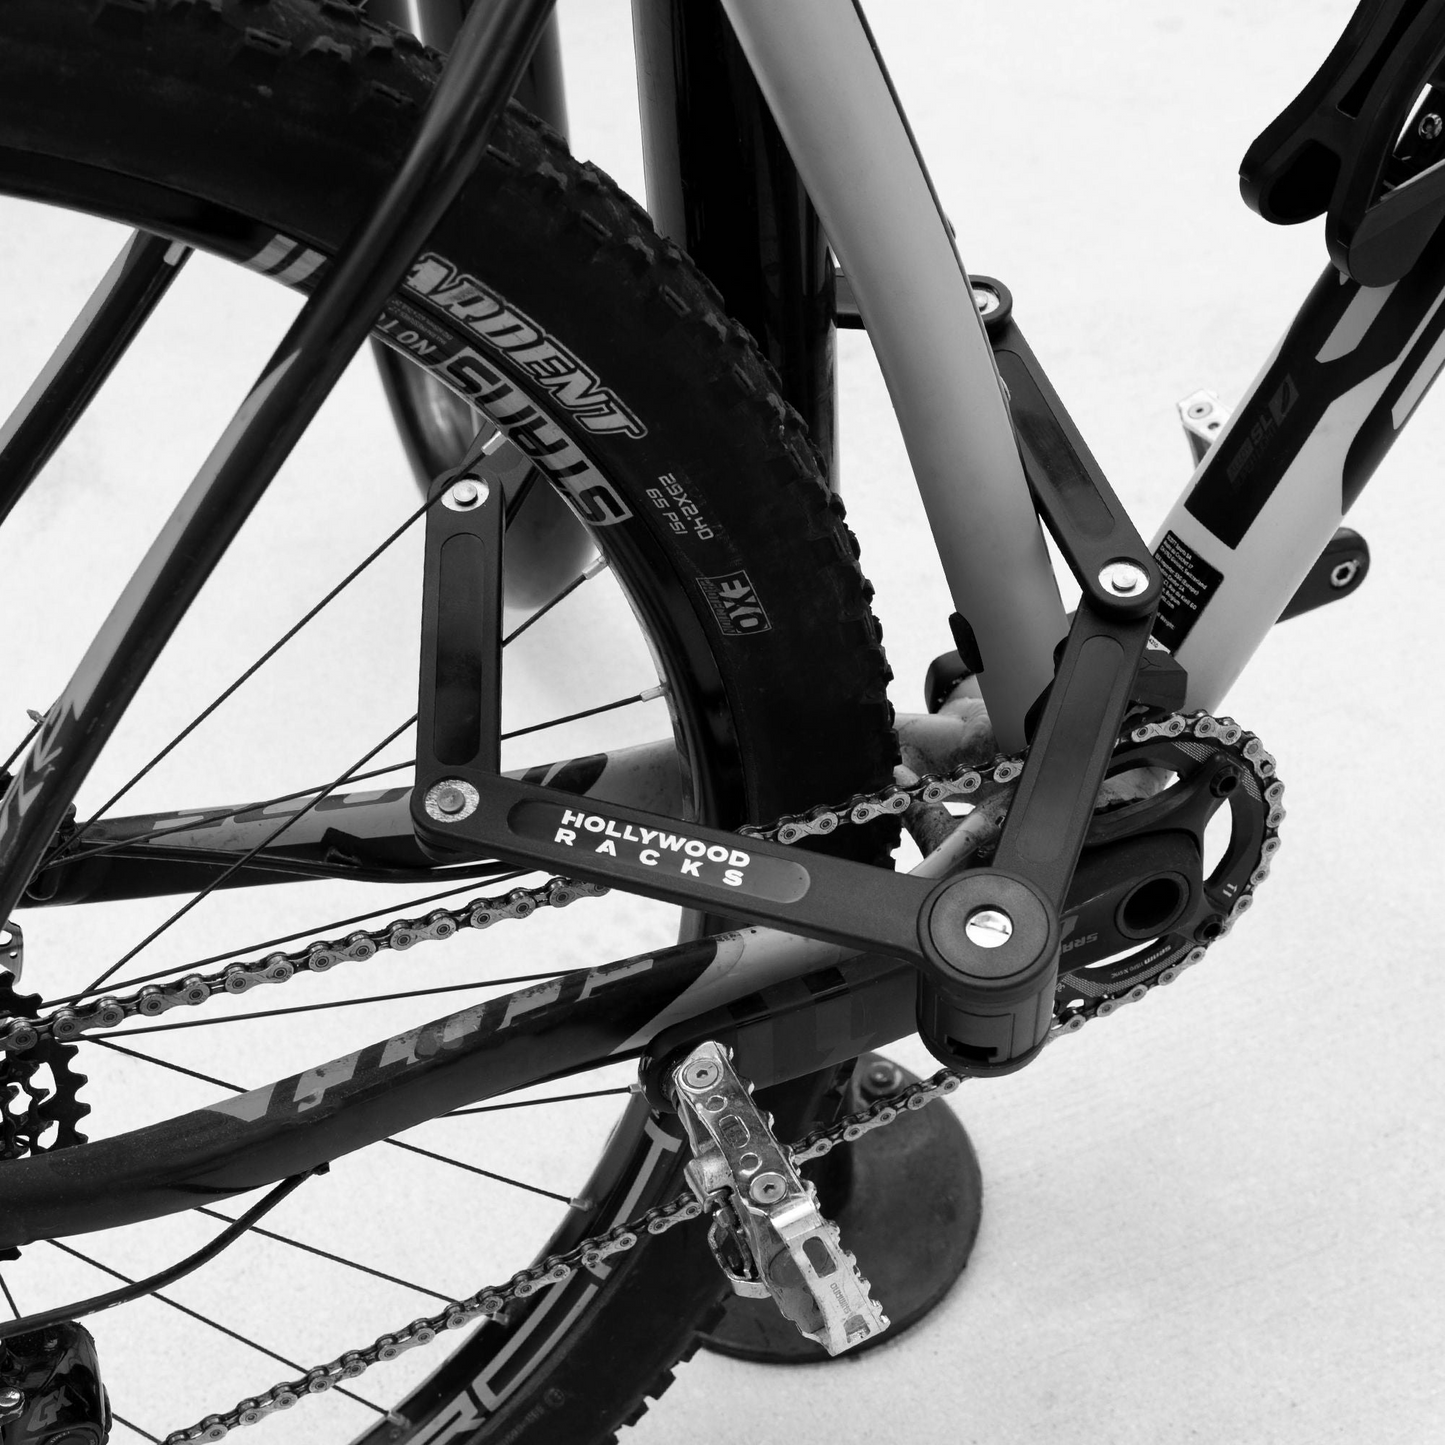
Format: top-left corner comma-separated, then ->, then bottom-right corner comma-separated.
0,231 -> 189,529
0,0 -> 556,924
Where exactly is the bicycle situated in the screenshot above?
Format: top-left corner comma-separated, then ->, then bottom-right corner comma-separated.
0,1 -> 1440,1442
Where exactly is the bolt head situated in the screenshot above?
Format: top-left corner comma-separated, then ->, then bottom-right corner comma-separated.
680,1057 -> 721,1091
1099,560 -> 1150,597
444,477 -> 488,511
972,285 -> 1000,317
1329,558 -> 1360,589
423,779 -> 479,823
964,906 -> 1013,948
0,1388 -> 22,1415
749,1171 -> 788,1205
859,1058 -> 906,1100
1421,112 -> 1444,141
1209,767 -> 1241,798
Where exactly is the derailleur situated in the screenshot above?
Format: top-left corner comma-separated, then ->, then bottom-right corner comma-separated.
0,1322 -> 110,1445
672,1041 -> 888,1356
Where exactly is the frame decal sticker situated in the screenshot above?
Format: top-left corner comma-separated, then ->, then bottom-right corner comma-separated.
1152,530 -> 1224,650
1184,372 -> 1301,548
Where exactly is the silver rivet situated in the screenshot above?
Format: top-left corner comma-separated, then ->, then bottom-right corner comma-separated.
964,907 -> 1013,949
1421,112 -> 1443,141
1329,558 -> 1360,589
749,1171 -> 788,1205
444,478 -> 488,511
1099,560 -> 1150,597
424,779 -> 479,823
1186,400 -> 1213,420
680,1057 -> 721,1091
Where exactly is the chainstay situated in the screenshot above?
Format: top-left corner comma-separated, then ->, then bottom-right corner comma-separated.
62,709 -> 1281,1443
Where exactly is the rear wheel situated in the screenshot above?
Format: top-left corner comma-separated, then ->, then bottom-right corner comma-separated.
0,3 -> 894,1441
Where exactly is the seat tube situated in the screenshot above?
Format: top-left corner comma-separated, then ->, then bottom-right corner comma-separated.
718,0 -> 1066,747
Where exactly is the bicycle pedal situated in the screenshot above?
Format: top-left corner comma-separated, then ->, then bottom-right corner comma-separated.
672,1041 -> 889,1356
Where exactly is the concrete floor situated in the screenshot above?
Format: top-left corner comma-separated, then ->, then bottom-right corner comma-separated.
1,1 -> 1441,1442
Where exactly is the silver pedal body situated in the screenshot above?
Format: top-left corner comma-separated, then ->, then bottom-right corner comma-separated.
672,1041 -> 889,1356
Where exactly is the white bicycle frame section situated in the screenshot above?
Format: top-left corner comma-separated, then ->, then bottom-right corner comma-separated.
721,0 -> 1067,751
723,0 -> 1390,726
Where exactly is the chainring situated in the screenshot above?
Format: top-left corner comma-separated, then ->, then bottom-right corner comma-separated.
1054,727 -> 1276,1014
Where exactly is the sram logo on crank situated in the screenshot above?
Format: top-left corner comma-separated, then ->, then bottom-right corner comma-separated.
509,801 -> 809,903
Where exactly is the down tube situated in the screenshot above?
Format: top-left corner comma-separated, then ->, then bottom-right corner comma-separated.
718,0 -> 1066,749
1154,227 -> 1445,709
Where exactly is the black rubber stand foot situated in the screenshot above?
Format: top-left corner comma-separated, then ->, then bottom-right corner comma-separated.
696,1052 -> 982,1364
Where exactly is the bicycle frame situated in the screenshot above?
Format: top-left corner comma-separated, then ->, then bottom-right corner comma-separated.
4,0 -> 1445,1248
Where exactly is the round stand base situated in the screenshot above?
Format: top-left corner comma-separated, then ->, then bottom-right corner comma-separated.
696,1053 -> 982,1364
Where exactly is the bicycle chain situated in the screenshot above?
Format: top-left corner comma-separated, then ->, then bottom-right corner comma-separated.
0,877 -> 610,1057
152,707 -> 1281,1444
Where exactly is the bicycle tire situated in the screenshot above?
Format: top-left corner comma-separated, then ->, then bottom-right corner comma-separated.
0,2 -> 895,1441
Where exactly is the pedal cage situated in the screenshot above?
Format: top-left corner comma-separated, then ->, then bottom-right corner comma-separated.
671,1041 -> 888,1356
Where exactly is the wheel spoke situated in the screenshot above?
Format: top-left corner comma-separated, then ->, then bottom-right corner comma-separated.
44,1241 -> 388,1416
51,875 -> 527,1007
381,1139 -> 575,1206
89,1037 -> 240,1090
445,1086 -> 630,1117
54,758 -> 419,871
501,555 -> 605,648
502,469 -> 538,527
73,497 -> 434,837
194,1207 -> 453,1304
103,971 -> 575,1038
81,716 -> 419,998
89,1039 -> 583,1205
0,1273 -> 19,1319
111,1413 -> 164,1444
502,687 -> 663,744
1,709 -> 44,775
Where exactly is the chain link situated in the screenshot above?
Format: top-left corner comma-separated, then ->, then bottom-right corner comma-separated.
0,876 -> 609,1056
25,707 -> 1276,1444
